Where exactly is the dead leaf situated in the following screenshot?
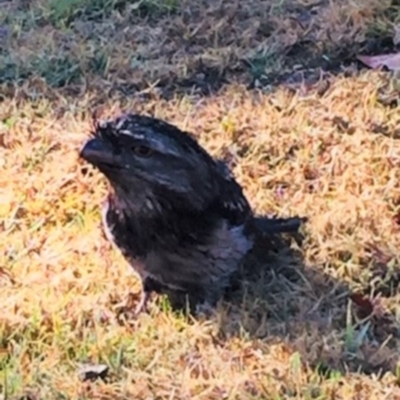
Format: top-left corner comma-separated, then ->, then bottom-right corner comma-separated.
350,293 -> 374,318
77,363 -> 109,382
357,53 -> 400,71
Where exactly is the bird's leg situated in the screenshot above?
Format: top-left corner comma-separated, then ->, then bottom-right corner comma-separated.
195,301 -> 215,318
115,288 -> 150,321
133,277 -> 161,316
133,289 -> 151,316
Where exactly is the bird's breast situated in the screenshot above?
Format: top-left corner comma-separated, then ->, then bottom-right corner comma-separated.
101,196 -> 147,277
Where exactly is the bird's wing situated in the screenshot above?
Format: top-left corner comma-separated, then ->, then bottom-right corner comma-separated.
208,161 -> 252,227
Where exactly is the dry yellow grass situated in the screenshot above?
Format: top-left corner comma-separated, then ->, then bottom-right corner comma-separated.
2,0 -> 400,398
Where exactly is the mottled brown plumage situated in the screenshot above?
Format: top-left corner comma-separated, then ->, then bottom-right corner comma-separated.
79,113 -> 306,315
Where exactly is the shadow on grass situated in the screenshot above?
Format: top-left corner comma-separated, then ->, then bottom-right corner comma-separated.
1,0 -> 400,104
211,231 -> 400,378
130,223 -> 400,378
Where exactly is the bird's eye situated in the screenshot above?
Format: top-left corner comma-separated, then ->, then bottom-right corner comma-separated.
131,145 -> 153,158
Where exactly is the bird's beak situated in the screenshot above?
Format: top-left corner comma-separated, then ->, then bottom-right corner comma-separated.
80,138 -> 118,167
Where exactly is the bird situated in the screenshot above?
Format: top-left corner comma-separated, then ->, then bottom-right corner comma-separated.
79,113 -> 306,316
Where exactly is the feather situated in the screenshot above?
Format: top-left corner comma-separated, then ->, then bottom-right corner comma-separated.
80,113 -> 307,315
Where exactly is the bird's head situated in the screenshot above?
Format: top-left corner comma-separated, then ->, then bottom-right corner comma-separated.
79,113 -> 222,213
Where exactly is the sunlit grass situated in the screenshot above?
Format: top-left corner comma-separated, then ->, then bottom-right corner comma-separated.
1,0 -> 400,398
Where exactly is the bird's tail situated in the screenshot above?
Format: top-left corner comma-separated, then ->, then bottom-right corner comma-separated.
253,216 -> 307,234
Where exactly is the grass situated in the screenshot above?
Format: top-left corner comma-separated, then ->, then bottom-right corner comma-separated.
2,0 -> 400,398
